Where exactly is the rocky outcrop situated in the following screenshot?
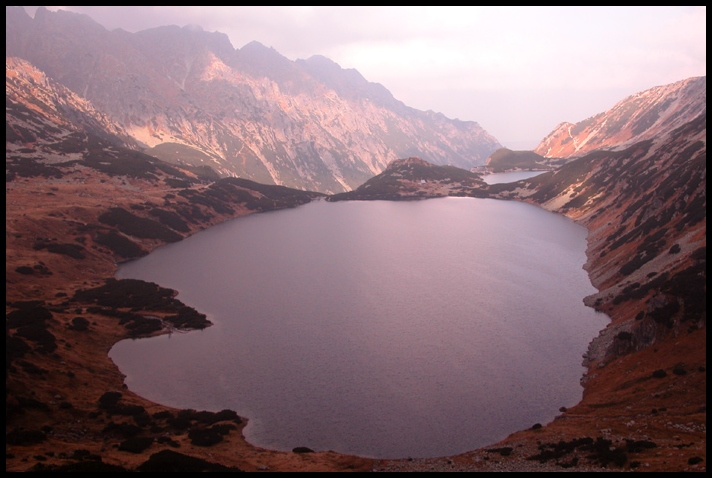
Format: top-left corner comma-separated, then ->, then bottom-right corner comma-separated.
6,6 -> 501,194
6,57 -> 136,155
534,76 -> 706,159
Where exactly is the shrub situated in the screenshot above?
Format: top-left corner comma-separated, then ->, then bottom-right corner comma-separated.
98,208 -> 182,243
69,317 -> 90,331
292,447 -> 315,453
7,336 -> 31,363
188,428 -> 224,447
149,208 -> 190,233
6,428 -> 47,445
14,326 -> 57,353
94,231 -> 146,259
98,392 -> 123,409
6,305 -> 53,329
33,242 -> 86,259
118,436 -> 154,453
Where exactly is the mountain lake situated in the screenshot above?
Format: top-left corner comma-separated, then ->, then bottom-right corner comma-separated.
110,192 -> 609,459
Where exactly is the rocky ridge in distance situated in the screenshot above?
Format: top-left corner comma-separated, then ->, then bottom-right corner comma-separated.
6,6 -> 501,194
534,76 -> 706,159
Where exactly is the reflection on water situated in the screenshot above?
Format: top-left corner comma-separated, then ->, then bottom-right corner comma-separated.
111,197 -> 607,459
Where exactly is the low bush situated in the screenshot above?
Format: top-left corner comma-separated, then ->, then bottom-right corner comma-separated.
94,231 -> 146,259
98,208 -> 182,243
118,436 -> 154,453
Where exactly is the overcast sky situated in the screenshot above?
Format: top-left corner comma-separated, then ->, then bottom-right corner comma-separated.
21,6 -> 706,149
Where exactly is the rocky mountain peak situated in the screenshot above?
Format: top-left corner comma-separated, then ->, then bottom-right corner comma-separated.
535,76 -> 706,158
6,8 -> 501,194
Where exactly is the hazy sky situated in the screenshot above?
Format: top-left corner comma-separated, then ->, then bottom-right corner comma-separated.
21,6 -> 706,149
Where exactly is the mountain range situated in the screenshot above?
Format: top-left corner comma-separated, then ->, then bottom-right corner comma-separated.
5,6 -> 706,473
6,6 -> 500,194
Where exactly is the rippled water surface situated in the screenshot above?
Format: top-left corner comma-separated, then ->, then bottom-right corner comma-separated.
111,196 -> 607,458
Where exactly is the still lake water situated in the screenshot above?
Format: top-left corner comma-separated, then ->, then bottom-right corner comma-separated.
481,170 -> 548,184
111,195 -> 608,459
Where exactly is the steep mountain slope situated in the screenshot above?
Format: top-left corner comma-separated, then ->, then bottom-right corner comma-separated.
6,57 -> 136,154
481,109 -> 706,471
534,76 -> 706,158
6,6 -> 501,193
501,113 -> 706,346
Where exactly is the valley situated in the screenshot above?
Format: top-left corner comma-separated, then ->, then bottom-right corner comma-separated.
5,7 -> 706,472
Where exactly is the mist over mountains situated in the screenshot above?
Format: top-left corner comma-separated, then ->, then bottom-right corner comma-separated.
6,6 -> 500,194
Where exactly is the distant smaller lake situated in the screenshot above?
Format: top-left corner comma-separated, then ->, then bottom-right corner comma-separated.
482,171 -> 548,184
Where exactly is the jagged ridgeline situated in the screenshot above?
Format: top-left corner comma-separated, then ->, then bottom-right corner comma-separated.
6,6 -> 501,194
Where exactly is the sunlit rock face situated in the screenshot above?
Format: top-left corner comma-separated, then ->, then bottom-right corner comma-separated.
5,6 -> 501,194
6,57 -> 137,156
534,77 -> 706,159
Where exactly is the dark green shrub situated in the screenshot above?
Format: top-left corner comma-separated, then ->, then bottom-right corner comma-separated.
7,336 -> 31,363
487,447 -> 513,456
188,427 -> 224,446
98,208 -> 182,243
14,326 -> 57,352
625,439 -> 657,452
152,410 -> 173,420
149,208 -> 190,233
292,447 -> 315,453
6,305 -> 52,328
6,428 -> 47,445
32,242 -> 86,259
118,436 -> 154,453
69,317 -> 90,331
94,231 -> 146,259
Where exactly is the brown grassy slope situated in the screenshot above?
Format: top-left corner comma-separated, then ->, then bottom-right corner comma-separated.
7,117 -> 705,471
5,160 -> 369,472
476,115 -> 706,471
373,117 -> 706,471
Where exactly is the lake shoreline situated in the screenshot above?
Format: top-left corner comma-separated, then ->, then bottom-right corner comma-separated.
6,169 -> 705,471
